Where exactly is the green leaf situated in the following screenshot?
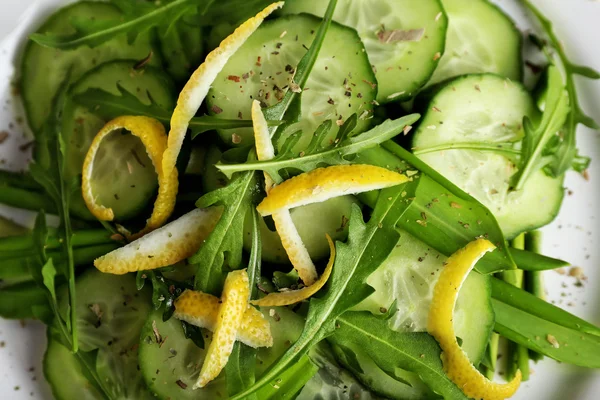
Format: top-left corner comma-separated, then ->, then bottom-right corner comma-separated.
491,277 -> 600,337
412,141 -> 520,157
231,183 -> 418,399
73,85 -> 284,137
247,208 -> 262,299
331,312 -> 468,399
509,248 -> 569,271
190,0 -> 338,295
192,175 -> 255,295
181,320 -> 205,349
41,258 -> 58,302
227,344 -> 258,399
522,0 -> 599,177
493,299 -> 600,368
512,66 -> 570,190
217,114 -> 421,180
356,142 -> 515,274
30,0 -> 208,50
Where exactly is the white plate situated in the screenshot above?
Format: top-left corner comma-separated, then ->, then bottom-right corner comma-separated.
0,0 -> 599,399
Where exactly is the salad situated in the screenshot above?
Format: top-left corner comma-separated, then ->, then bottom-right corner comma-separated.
0,0 -> 599,399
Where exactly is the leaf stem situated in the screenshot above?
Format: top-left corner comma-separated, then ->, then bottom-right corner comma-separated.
412,142 -> 520,157
0,185 -> 56,212
524,231 -> 545,362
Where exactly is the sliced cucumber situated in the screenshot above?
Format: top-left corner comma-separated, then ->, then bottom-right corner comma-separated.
44,339 -> 105,400
412,74 -> 564,238
207,14 -> 376,151
428,0 -> 522,85
20,1 -> 158,135
139,305 -> 304,399
62,60 -> 176,220
353,229 -> 494,365
52,269 -> 154,399
244,195 -> 358,264
281,0 -> 448,103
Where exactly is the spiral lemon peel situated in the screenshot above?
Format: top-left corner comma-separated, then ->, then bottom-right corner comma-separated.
174,289 -> 272,348
427,238 -> 522,400
195,270 -> 250,389
162,2 -> 285,179
256,164 -> 408,217
252,99 -> 318,285
94,207 -> 222,275
81,115 -> 178,239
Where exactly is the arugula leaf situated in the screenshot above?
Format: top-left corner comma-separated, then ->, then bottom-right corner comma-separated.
231,183 -> 419,399
73,86 -> 284,137
332,312 -> 468,399
30,0 -> 211,50
29,84 -> 80,351
256,354 -> 318,400
512,66 -> 570,190
356,142 -> 515,274
192,175 -> 255,295
522,0 -> 599,177
412,142 -> 520,157
190,0 -> 339,295
217,114 -> 421,181
510,248 -> 568,272
493,299 -> 600,368
491,278 -> 600,337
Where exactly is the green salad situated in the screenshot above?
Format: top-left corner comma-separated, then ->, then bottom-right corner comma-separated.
1,0 -> 599,399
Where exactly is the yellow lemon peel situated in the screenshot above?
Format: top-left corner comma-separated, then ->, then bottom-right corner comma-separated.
162,2 -> 284,179
196,270 -> 250,389
256,165 -> 409,216
427,239 -> 522,400
252,235 -> 335,307
81,116 -> 178,239
252,99 -> 318,285
94,207 -> 222,275
174,289 -> 273,348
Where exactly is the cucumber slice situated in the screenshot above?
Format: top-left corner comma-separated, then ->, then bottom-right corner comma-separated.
281,0 -> 448,103
412,74 -> 564,238
44,339 -> 105,400
139,306 -> 304,399
62,61 -> 176,220
20,1 -> 158,135
244,196 -> 358,264
428,0 -> 522,85
353,229 -> 494,365
207,14 -> 376,151
52,269 -> 154,399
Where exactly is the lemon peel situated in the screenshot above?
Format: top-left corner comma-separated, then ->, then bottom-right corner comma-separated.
252,235 -> 335,306
427,239 -> 522,400
174,289 -> 272,348
256,165 -> 409,216
94,207 -> 222,275
252,99 -> 318,285
81,116 -> 178,239
196,269 -> 250,389
162,2 -> 284,179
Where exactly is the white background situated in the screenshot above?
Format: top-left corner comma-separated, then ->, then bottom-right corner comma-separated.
0,0 -> 599,399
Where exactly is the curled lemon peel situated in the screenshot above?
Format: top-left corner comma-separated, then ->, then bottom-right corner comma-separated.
256,164 -> 409,217
162,2 -> 284,179
427,239 -> 522,400
252,99 -> 318,285
252,234 -> 335,307
174,289 -> 273,348
81,115 -> 178,239
196,269 -> 250,389
94,207 -> 222,275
